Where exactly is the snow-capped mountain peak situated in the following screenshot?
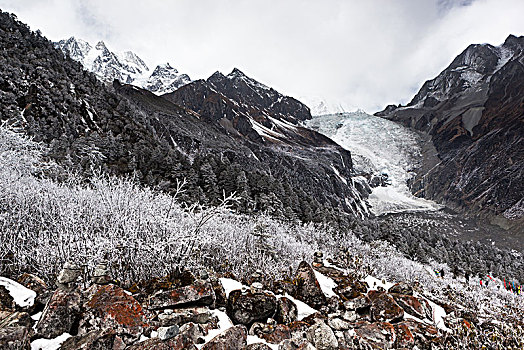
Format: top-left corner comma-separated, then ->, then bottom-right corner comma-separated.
54,37 -> 190,95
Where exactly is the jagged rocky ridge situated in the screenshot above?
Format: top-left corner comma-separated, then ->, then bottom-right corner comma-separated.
0,11 -> 368,222
376,35 -> 524,231
55,37 -> 191,94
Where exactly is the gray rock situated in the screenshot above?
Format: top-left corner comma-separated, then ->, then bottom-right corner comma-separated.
227,289 -> 277,326
157,325 -> 179,340
202,324 -> 247,350
306,322 -> 339,350
36,289 -> 82,339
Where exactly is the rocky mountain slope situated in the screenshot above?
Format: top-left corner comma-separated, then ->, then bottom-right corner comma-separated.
0,11 -> 368,222
55,37 -> 191,94
375,35 -> 524,231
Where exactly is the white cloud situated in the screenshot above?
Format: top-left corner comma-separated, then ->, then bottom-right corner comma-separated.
1,0 -> 523,112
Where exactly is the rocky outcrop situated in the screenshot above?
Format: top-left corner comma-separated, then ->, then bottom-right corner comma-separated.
201,324 -> 247,350
35,289 -> 83,339
226,289 -> 277,326
293,261 -> 326,309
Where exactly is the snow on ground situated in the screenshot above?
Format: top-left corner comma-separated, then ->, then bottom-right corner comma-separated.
219,278 -> 243,297
198,309 -> 233,347
247,335 -> 279,349
426,299 -> 450,332
31,333 -> 71,350
313,270 -> 337,297
0,276 -> 36,307
364,275 -> 395,291
283,293 -> 318,320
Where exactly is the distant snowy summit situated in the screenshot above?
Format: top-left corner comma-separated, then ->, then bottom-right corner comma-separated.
300,96 -> 358,116
54,37 -> 190,95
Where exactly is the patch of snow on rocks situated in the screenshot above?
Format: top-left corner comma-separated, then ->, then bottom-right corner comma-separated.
31,333 -> 71,350
313,270 -> 337,297
0,276 -> 36,307
219,278 -> 243,297
283,293 -> 318,320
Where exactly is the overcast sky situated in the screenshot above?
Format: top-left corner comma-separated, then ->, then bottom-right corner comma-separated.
1,0 -> 523,112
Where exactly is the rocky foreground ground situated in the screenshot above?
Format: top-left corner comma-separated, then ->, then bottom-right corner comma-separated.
0,255 -> 510,349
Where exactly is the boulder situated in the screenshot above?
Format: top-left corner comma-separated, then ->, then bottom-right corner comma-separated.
278,339 -> 316,349
327,316 -> 353,331
392,294 -> 425,319
354,322 -> 396,349
179,322 -> 206,344
293,261 -> 326,309
227,289 -> 277,326
367,291 -> 404,323
252,323 -> 293,344
274,297 -> 298,324
60,330 -> 126,350
398,319 -> 439,344
394,323 -> 415,349
202,324 -> 247,350
35,288 -> 82,339
0,326 -> 32,349
243,343 -> 273,349
388,282 -> 413,295
157,325 -> 179,340
343,294 -> 371,311
79,284 -> 149,342
17,273 -> 50,313
0,310 -> 32,329
157,306 -> 217,327
148,281 -> 215,310
0,286 -> 14,310
210,278 -> 227,308
334,280 -> 368,301
126,337 -> 197,350
306,322 -> 338,350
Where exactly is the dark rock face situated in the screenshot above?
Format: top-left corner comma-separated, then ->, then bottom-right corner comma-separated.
35,289 -> 83,339
354,322 -> 396,349
367,290 -> 404,323
293,261 -> 327,309
392,294 -> 425,319
0,326 -> 32,350
148,281 -> 215,310
60,330 -> 126,350
0,286 -> 14,310
226,290 -> 277,326
201,324 -> 247,350
388,282 -> 413,296
376,35 -> 524,230
274,297 -> 298,324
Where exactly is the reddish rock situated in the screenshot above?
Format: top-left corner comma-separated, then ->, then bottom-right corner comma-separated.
394,323 -> 415,348
301,312 -> 327,325
420,299 -> 433,321
274,297 -> 298,324
354,322 -> 396,349
17,273 -> 47,296
36,288 -> 82,339
202,324 -> 247,350
254,324 -> 293,344
392,294 -> 425,319
388,282 -> 413,296
368,291 -> 404,323
399,319 -> 439,343
80,284 -> 149,342
227,290 -> 277,326
148,281 -> 215,310
333,279 -> 368,301
293,261 -> 326,309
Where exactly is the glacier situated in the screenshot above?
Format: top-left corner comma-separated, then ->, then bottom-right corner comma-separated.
305,111 -> 442,216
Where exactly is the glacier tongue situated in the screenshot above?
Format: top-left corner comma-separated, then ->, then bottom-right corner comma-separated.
305,111 -> 441,216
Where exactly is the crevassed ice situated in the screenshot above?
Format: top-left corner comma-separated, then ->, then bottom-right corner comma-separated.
305,111 -> 441,216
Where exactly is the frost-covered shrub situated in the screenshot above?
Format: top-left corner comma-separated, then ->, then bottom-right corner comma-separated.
0,125 -> 522,334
